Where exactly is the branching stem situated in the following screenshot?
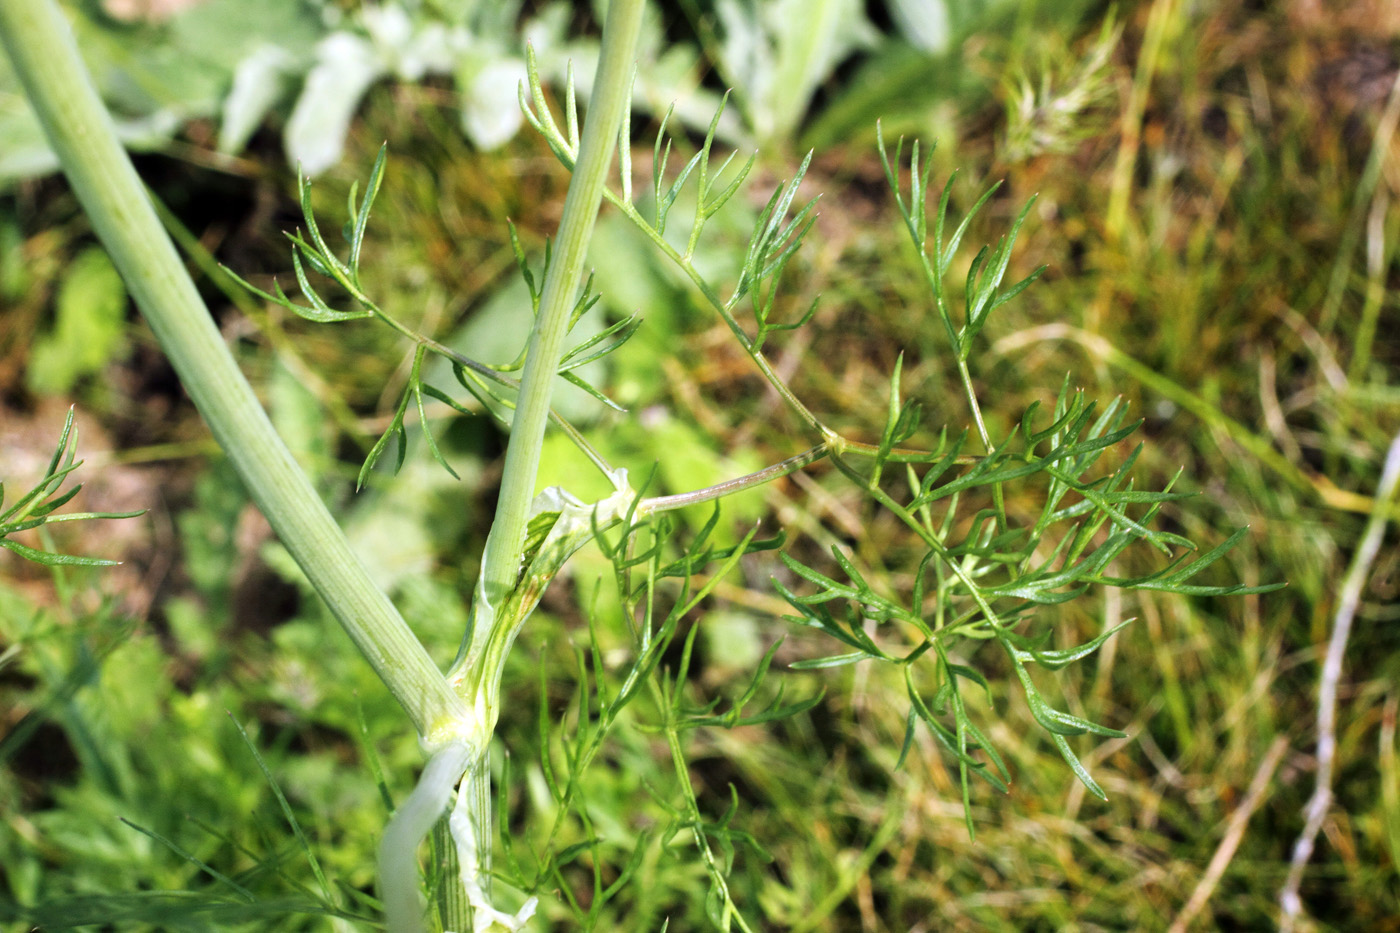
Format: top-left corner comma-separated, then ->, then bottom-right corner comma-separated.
452,0 -> 645,695
606,196 -> 827,435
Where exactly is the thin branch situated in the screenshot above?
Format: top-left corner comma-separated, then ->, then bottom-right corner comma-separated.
1278,428 -> 1400,929
1170,736 -> 1287,933
641,444 -> 829,513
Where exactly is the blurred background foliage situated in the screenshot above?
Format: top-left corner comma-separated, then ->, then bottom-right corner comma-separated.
2,0 -> 1399,929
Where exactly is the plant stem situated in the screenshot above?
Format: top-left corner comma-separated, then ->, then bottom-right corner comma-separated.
0,0 -> 468,740
1279,428 -> 1400,929
430,2 -> 645,928
453,0 -> 647,692
641,444 -> 830,513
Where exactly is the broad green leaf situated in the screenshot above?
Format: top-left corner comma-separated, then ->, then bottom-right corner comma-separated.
26,246 -> 127,395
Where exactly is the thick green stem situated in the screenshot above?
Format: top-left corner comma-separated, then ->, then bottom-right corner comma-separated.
453,0 -> 647,691
0,0 -> 468,740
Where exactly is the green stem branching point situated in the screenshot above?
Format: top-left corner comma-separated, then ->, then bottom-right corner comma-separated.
451,0 -> 647,703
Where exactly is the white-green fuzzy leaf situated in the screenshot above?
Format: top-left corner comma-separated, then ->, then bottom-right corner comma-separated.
459,56 -> 528,149
284,32 -> 384,176
220,44 -> 296,154
361,4 -> 460,80
887,0 -> 951,52
715,0 -> 877,142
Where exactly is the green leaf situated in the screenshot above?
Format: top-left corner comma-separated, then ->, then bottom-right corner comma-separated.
906,673 -> 1009,794
789,651 -> 875,670
220,262 -> 370,324
289,247 -> 371,322
1050,732 -> 1110,801
559,371 -> 625,412
1019,677 -> 1124,739
26,246 -> 127,394
356,388 -> 411,491
1007,621 -> 1134,670
227,715 -> 334,903
558,313 -> 642,372
296,171 -> 352,283
1095,526 -> 1286,596
348,142 -> 387,274
0,538 -> 119,567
